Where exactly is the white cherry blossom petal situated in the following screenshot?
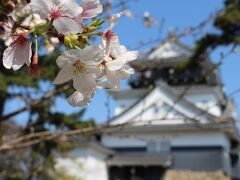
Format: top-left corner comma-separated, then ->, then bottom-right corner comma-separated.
53,67 -> 73,84
120,45 -> 127,53
106,57 -> 125,71
3,47 -> 14,69
85,65 -> 101,75
59,49 -> 80,65
79,45 -> 104,65
29,0 -> 52,19
107,13 -> 123,31
108,38 -> 122,58
68,91 -> 92,107
80,0 -> 103,19
3,39 -> 32,70
73,74 -> 96,94
122,51 -> 139,62
62,0 -> 83,18
96,81 -> 113,89
106,69 -> 119,88
56,55 -> 70,68
117,66 -> 134,80
68,91 -> 84,106
14,40 -> 32,67
53,17 -> 81,35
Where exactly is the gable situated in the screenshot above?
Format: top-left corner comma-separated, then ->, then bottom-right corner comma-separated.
127,102 -> 186,125
110,82 -> 216,126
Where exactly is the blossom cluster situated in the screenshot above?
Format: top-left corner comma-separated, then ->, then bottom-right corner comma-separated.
0,0 -> 138,107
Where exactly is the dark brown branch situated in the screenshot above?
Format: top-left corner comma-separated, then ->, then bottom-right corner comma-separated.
0,84 -> 70,122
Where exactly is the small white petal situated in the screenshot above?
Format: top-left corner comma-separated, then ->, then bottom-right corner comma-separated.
3,47 -> 14,69
120,45 -> 127,54
117,66 -> 134,80
56,55 -> 70,68
85,65 -> 101,75
53,17 -> 81,35
96,81 -> 113,89
106,58 -> 125,71
122,51 -> 138,62
73,74 -> 96,94
57,49 -> 79,67
53,67 -> 73,84
68,91 -> 86,107
12,64 -> 24,71
29,0 -> 52,19
79,45 -> 104,66
62,0 -> 83,18
80,0 -> 103,19
107,13 -> 123,31
109,38 -> 122,58
106,69 -> 119,88
3,39 -> 32,70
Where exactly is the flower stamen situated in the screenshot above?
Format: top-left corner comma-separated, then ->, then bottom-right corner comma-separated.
50,5 -> 64,20
10,34 -> 27,47
74,60 -> 86,75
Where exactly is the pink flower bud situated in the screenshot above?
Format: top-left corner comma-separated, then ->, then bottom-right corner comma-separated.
28,53 -> 40,77
3,1 -> 15,14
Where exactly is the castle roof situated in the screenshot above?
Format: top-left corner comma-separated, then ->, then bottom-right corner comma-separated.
109,80 -> 218,126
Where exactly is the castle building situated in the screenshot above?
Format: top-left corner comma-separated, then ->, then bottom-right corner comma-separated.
55,39 -> 240,180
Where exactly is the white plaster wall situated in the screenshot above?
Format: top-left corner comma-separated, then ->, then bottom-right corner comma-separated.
102,136 -> 146,148
185,94 -> 221,116
102,132 -> 230,151
55,148 -> 108,180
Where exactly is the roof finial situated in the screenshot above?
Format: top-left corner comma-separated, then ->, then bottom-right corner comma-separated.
167,31 -> 178,42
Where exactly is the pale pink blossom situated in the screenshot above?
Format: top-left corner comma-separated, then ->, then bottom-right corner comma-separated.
0,16 -> 14,43
30,0 -> 83,35
53,45 -> 104,97
105,45 -> 138,71
99,42 -> 138,89
3,33 -> 32,70
102,13 -> 123,56
80,0 -> 103,19
98,13 -> 139,88
104,45 -> 138,88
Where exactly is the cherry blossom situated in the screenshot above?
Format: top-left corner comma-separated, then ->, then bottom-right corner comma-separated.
105,65 -> 135,88
0,2 -> 139,107
80,0 -> 103,19
102,13 -> 123,56
68,91 -> 93,107
103,45 -> 138,88
29,0 -> 83,35
105,45 -> 138,71
0,16 -> 13,38
53,45 -> 104,95
99,13 -> 138,88
3,33 -> 32,70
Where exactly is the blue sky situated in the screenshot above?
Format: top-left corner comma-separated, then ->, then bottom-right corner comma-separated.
6,0 -> 240,125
